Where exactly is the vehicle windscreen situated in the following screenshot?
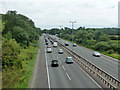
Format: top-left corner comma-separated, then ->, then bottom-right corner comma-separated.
67,58 -> 72,61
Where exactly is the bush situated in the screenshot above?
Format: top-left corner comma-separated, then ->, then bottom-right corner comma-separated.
2,38 -> 20,69
94,41 -> 109,51
2,68 -> 25,88
107,49 -> 114,54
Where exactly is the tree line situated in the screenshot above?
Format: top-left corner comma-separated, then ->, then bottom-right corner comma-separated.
1,10 -> 42,87
44,27 -> 120,59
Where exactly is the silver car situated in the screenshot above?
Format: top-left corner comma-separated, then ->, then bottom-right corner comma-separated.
93,51 -> 100,57
73,43 -> 77,47
58,49 -> 63,54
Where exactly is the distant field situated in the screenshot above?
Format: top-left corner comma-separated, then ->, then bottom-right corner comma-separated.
109,35 -> 120,37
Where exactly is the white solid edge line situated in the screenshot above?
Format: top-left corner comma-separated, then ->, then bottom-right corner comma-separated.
62,65 -> 65,71
74,61 -> 102,89
66,73 -> 71,80
31,49 -> 40,88
45,49 -> 51,89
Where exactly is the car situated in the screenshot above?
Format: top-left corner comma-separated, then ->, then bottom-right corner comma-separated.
93,51 -> 100,57
45,38 -> 48,42
73,43 -> 77,47
51,60 -> 59,67
51,41 -> 53,44
48,37 -> 50,40
53,42 -> 57,47
50,39 -> 52,42
58,49 -> 63,54
65,57 -> 73,64
46,42 -> 48,45
47,48 -> 52,53
65,42 -> 69,46
50,40 -> 53,43
47,44 -> 51,48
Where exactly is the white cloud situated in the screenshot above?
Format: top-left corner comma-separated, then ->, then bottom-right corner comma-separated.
0,0 -> 119,29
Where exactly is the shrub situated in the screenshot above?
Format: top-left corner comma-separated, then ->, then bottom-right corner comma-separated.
94,41 -> 109,51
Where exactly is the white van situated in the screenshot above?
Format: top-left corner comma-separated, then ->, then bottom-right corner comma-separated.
53,42 -> 57,47
47,48 -> 52,53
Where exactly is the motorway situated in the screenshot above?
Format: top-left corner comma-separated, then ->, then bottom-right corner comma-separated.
39,35 -> 101,88
50,35 -> 119,80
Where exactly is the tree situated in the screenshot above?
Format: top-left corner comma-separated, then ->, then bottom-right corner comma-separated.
2,38 -> 20,69
12,26 -> 29,45
94,42 -> 109,51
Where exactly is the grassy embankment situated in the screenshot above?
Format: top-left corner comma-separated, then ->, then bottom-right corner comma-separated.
2,40 -> 40,88
14,41 -> 40,88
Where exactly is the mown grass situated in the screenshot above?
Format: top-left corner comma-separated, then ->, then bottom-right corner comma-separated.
60,38 -> 120,60
101,52 -> 120,60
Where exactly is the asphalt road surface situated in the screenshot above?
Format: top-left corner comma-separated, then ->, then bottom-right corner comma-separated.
41,35 -> 101,88
50,35 -> 119,80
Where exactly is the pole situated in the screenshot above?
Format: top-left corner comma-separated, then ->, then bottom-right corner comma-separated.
72,22 -> 73,52
69,21 -> 76,52
59,25 -> 62,43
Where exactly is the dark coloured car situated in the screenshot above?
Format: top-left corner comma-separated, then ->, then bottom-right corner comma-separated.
51,41 -> 53,44
48,37 -> 50,40
45,38 -> 48,42
50,40 -> 53,44
65,42 -> 69,46
46,42 -> 48,45
51,60 -> 59,67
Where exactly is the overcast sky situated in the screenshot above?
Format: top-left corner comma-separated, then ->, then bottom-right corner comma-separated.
0,0 -> 119,29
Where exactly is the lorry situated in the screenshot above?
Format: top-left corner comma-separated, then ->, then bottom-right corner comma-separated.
53,42 -> 57,47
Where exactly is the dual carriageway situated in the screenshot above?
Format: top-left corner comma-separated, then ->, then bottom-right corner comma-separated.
30,34 -> 119,89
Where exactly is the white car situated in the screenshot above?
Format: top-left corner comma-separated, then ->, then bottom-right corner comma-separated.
93,51 -> 100,57
53,42 -> 57,47
47,48 -> 52,53
73,43 -> 77,47
58,49 -> 63,54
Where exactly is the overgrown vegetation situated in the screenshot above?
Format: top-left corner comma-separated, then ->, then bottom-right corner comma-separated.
1,10 -> 42,88
44,27 -> 120,60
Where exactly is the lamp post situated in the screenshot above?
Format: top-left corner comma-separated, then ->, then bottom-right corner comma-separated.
69,21 -> 76,52
59,25 -> 62,42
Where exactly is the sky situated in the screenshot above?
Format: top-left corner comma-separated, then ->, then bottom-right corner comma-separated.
0,0 -> 119,29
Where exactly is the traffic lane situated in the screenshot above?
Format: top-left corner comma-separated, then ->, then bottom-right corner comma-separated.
46,48 -> 73,88
69,45 -> 118,79
55,35 -> 118,61
57,36 -> 118,63
55,37 -> 118,79
53,45 -> 101,88
31,36 -> 48,88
